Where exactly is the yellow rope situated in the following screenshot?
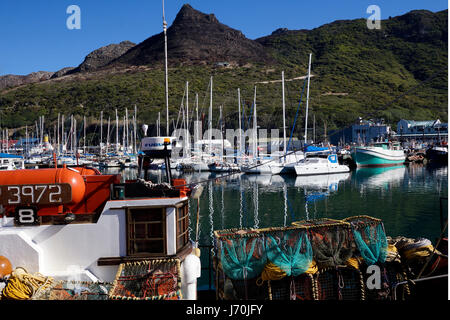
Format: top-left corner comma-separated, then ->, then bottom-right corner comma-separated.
260,262 -> 287,281
402,245 -> 436,260
258,260 -> 318,284
1,268 -> 53,300
345,257 -> 361,270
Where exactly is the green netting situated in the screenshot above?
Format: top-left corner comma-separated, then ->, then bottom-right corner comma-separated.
220,237 -> 267,280
265,230 -> 313,277
352,224 -> 388,265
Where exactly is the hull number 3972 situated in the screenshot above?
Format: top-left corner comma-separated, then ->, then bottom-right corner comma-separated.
0,184 -> 72,206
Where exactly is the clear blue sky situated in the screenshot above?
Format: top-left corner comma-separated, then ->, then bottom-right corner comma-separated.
0,0 -> 447,76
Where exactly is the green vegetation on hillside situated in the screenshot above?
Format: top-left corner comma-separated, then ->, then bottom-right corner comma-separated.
0,9 -> 447,142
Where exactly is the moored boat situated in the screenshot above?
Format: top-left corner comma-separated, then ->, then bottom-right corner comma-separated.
352,141 -> 406,167
425,143 -> 448,164
0,136 -> 202,300
294,154 -> 350,176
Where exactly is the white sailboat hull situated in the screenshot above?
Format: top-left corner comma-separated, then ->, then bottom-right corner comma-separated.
294,154 -> 350,176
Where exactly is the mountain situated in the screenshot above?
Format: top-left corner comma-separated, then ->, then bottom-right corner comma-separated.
68,40 -> 136,74
0,71 -> 54,91
0,41 -> 136,89
0,5 -> 447,138
110,4 -> 273,67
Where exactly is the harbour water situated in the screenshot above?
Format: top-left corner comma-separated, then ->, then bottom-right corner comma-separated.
102,163 -> 448,290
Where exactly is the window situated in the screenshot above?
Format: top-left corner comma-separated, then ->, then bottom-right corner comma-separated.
176,204 -> 190,251
127,208 -> 165,256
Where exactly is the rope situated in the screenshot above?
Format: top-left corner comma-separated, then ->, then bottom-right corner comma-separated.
1,267 -> 54,300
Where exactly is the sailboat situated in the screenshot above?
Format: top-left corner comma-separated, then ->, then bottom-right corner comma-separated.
241,70 -> 306,175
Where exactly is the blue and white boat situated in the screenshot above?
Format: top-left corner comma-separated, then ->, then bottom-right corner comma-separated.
352,141 -> 406,167
294,154 -> 350,176
0,153 -> 25,170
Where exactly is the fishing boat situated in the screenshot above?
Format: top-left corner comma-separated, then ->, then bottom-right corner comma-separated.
0,136 -> 202,300
352,141 -> 406,167
425,143 -> 448,164
294,154 -> 350,176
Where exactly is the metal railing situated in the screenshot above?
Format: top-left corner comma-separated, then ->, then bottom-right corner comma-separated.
392,274 -> 448,300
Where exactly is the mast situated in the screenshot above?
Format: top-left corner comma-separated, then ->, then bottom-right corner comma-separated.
73,117 -> 77,155
61,115 -> 65,154
123,115 -> 126,152
208,76 -> 213,155
238,88 -> 242,159
115,109 -> 119,153
253,86 -> 257,158
83,115 -> 86,155
57,113 -> 60,156
282,71 -> 287,155
25,125 -> 28,157
162,0 -> 169,136
125,108 -> 129,153
134,105 -> 137,154
186,81 -> 190,157
304,53 -> 312,145
100,111 -> 103,157
107,117 -> 111,154
195,93 -> 199,156
219,105 -> 223,161
157,112 -> 161,136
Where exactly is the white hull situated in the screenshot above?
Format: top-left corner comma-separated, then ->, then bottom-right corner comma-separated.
241,163 -> 273,174
294,154 -> 350,176
0,197 -> 199,299
354,147 -> 406,161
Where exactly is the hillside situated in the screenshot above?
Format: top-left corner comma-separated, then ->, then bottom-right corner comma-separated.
0,5 -> 447,141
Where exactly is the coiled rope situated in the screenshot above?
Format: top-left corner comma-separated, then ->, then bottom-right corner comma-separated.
1,267 -> 54,300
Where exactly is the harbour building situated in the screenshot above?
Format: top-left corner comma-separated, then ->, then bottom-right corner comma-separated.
395,119 -> 448,143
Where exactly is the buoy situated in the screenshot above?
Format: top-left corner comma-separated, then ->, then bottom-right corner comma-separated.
0,256 -> 12,279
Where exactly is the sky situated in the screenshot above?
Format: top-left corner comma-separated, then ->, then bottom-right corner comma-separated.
0,0 -> 447,76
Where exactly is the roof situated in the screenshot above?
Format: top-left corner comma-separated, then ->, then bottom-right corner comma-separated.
400,119 -> 444,127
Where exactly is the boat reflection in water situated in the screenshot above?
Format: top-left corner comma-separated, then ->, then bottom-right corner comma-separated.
354,165 -> 406,190
294,172 -> 351,219
294,172 -> 351,192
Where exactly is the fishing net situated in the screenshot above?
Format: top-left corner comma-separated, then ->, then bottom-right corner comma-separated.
214,229 -> 267,280
109,259 -> 181,300
214,258 -> 269,300
264,229 -> 313,278
315,267 -> 365,300
268,274 -> 316,300
33,281 -> 113,300
344,216 -> 388,266
293,219 -> 353,269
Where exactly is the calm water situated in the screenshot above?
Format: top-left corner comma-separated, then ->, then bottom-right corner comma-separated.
103,163 -> 448,289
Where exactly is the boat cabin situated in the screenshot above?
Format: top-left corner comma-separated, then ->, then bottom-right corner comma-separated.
0,137 -> 200,297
